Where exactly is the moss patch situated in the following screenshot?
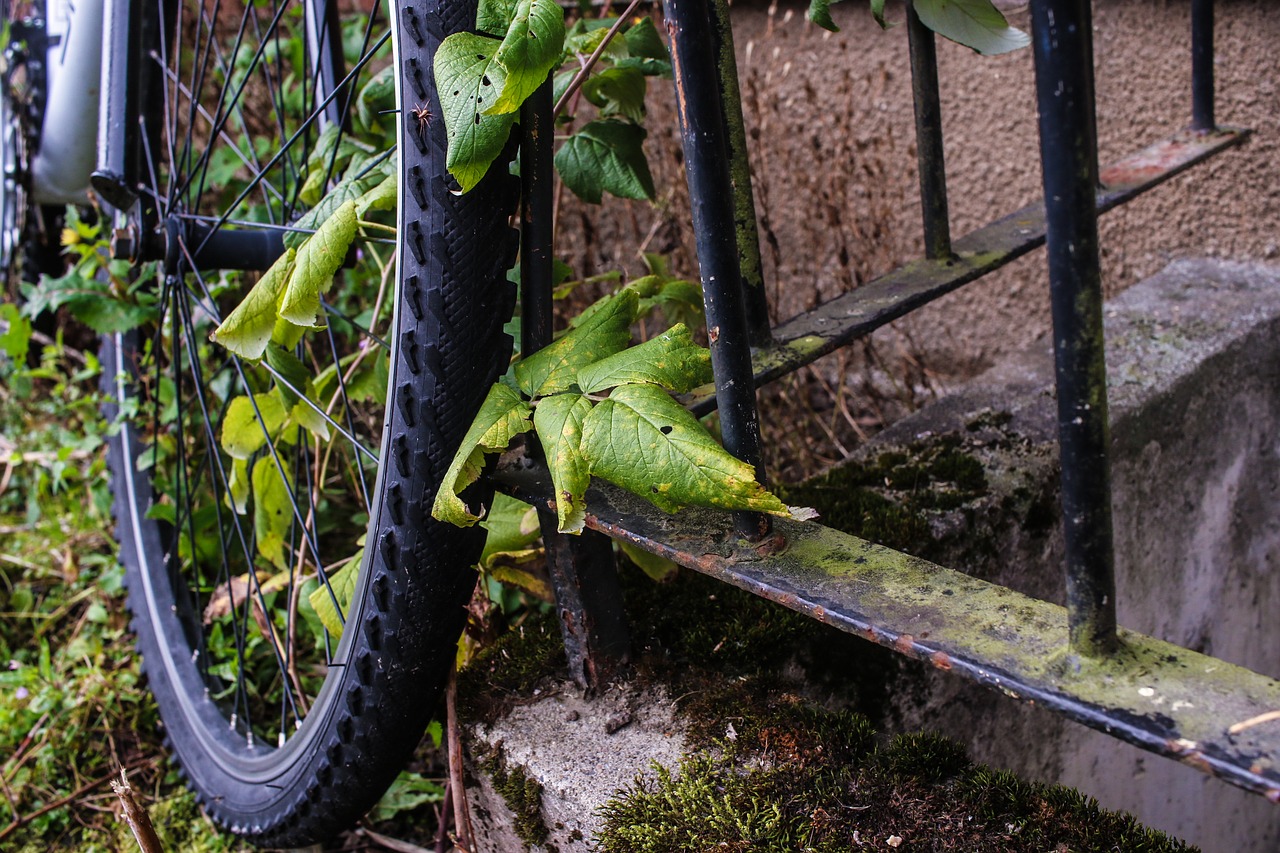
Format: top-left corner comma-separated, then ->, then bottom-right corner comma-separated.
596,697 -> 1196,852
480,745 -> 550,849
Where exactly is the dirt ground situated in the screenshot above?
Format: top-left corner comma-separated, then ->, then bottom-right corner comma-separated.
555,0 -> 1279,479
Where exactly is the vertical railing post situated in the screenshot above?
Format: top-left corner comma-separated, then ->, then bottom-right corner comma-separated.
1030,0 -> 1118,657
906,1 -> 953,261
708,0 -> 773,346
521,81 -> 629,689
1191,0 -> 1215,131
663,0 -> 771,541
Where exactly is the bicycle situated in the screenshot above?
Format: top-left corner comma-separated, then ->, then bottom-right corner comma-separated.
4,0 -> 1270,847
4,0 -> 521,844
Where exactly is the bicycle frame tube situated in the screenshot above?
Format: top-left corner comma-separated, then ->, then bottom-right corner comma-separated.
29,0 -> 102,205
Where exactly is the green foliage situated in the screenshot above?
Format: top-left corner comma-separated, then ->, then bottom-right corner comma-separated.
553,119 -> 655,203
436,282 -> 795,534
432,33 -> 518,193
809,0 -> 1029,57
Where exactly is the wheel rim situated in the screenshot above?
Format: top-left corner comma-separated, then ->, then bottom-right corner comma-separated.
120,0 -> 401,758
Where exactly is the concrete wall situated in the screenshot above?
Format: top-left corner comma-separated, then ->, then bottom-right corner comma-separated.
558,0 -> 1280,378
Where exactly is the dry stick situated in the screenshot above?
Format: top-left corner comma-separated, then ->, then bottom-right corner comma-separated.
111,770 -> 164,853
434,781 -> 453,853
358,826 -> 435,853
0,757 -> 151,845
445,667 -> 474,853
552,0 -> 646,118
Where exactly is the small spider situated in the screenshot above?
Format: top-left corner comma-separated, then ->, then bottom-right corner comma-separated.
411,102 -> 432,141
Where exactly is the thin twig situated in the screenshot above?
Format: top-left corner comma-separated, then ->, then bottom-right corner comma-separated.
435,782 -> 453,853
357,826 -> 435,853
111,769 -> 164,853
445,667 -> 474,853
0,757 -> 151,845
552,0 -> 647,118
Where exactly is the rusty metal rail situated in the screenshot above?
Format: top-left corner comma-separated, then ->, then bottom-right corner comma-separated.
683,127 -> 1249,417
500,466 -> 1280,802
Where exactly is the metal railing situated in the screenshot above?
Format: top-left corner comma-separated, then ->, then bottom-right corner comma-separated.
504,0 -> 1275,802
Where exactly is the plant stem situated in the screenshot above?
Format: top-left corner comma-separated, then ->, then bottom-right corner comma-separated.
552,0 -> 647,118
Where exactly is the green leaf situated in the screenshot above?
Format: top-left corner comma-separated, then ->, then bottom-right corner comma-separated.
913,0 -> 1030,55
284,165 -> 380,252
370,772 -> 446,823
279,200 -> 358,325
534,393 -> 593,533
252,455 -> 294,570
308,546 -> 362,638
580,383 -> 788,515
434,33 -> 518,192
265,344 -> 331,441
807,0 -> 845,32
477,0 -> 518,36
299,124 -> 372,206
487,0 -> 565,116
432,382 -> 534,526
623,17 -> 668,60
228,457 -> 250,515
0,302 -> 32,359
210,248 -> 296,360
355,171 -> 397,217
554,120 -> 655,204
870,0 -> 888,28
356,65 -> 397,131
480,493 -> 541,566
489,563 -> 553,601
581,66 -> 647,124
220,394 -> 288,460
514,288 -> 638,397
643,278 -> 704,331
576,324 -> 712,394
618,539 -> 678,582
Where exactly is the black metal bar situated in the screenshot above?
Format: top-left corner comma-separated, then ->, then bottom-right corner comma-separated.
679,129 -> 1248,417
1031,0 -> 1116,657
708,0 -> 773,345
184,224 -> 285,271
520,81 -> 629,689
495,466 -> 1280,804
1191,0 -> 1215,131
906,1 -> 952,261
663,0 -> 770,541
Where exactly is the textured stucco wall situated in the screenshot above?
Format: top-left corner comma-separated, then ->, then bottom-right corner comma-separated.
559,0 -> 1279,381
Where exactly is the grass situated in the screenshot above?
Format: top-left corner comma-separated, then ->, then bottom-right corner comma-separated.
0,322 -> 452,851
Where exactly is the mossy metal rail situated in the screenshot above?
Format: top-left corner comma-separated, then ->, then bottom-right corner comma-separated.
507,0 -> 1276,801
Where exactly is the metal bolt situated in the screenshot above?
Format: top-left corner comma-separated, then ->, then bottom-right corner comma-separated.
110,226 -> 136,261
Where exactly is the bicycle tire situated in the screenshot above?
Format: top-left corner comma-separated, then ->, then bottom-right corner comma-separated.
101,0 -> 517,844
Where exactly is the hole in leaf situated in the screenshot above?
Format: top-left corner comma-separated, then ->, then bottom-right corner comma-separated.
660,425 -> 673,434
482,76 -> 491,87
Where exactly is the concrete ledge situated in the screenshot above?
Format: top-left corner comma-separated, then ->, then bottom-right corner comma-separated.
463,259 -> 1280,852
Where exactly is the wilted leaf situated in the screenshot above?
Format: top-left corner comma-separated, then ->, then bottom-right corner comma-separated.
575,324 -> 711,394
202,568 -> 293,624
279,200 -> 357,325
514,289 -> 637,397
618,539 -> 678,582
252,455 -> 294,570
210,249 -> 296,360
580,383 -> 788,515
533,393 -> 593,533
432,382 -> 534,526
489,563 -> 553,601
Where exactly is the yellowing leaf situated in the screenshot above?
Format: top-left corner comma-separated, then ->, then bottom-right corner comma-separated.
220,394 -> 288,460
227,457 -> 250,514
580,383 -> 788,515
355,171 -> 397,216
434,33 -> 518,192
533,393 -> 593,533
278,200 -> 358,325
514,289 -> 637,397
480,493 -> 541,565
252,456 -> 295,570
209,248 -> 296,361
432,383 -> 534,526
576,324 -> 712,394
308,546 -> 363,638
618,540 -> 678,582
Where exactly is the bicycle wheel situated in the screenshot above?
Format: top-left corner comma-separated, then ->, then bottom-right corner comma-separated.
101,0 -> 517,844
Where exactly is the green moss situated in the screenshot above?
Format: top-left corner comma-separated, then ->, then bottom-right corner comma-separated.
481,746 -> 550,849
457,617 -> 565,723
597,703 -> 1197,853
